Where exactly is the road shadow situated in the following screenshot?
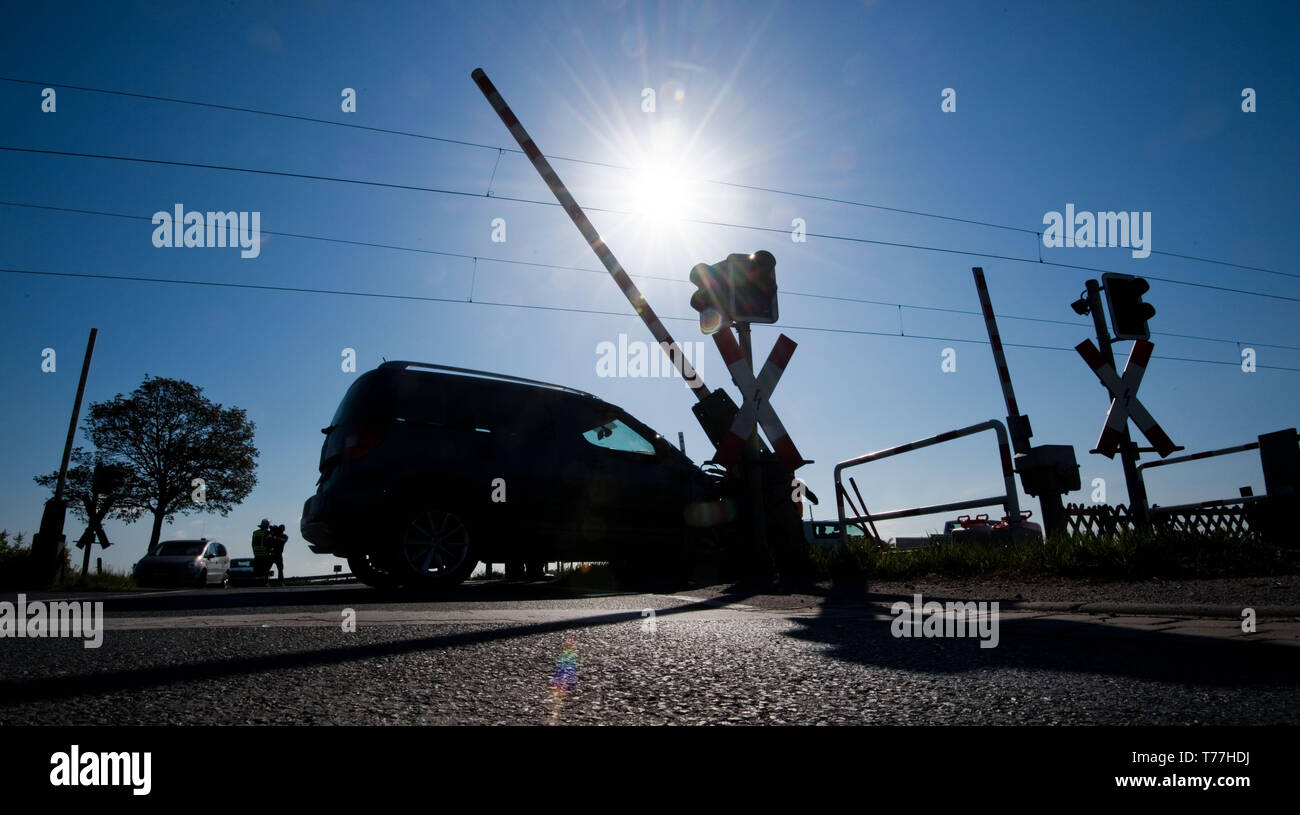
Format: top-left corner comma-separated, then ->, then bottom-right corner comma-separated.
617,576 -> 1300,688
1,578 -> 639,614
778,579 -> 1300,688
0,594 -> 725,707
2,581 -> 1293,709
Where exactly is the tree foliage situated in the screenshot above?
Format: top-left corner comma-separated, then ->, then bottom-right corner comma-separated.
77,376 -> 258,552
34,447 -> 146,525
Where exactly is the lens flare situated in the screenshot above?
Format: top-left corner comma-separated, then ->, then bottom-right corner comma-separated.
547,635 -> 580,723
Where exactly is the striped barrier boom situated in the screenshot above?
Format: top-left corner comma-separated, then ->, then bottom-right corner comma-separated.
1137,440 -> 1259,472
710,328 -> 804,473
470,68 -> 709,402
971,267 -> 1021,419
1075,338 -> 1177,458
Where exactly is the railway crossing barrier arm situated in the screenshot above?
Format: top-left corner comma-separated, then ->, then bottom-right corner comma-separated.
1136,441 -> 1259,472
834,420 -> 1021,548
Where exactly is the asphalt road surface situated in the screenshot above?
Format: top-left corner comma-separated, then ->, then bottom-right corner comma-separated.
2,581 -> 1298,725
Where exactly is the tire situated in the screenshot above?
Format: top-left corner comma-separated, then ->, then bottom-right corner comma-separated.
387,505 -> 478,591
196,569 -> 208,588
348,552 -> 403,590
221,573 -> 230,589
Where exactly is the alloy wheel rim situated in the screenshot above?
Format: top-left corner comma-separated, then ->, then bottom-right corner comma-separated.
401,510 -> 470,576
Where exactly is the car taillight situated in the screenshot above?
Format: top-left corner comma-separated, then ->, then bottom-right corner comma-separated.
342,424 -> 384,461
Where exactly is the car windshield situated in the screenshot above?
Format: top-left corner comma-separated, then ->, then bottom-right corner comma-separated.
581,418 -> 655,455
155,541 -> 204,557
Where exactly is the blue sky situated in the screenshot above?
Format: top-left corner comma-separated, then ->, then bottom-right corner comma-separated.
1,0 -> 1297,577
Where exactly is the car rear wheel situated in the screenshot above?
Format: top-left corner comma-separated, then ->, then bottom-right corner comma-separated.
389,506 -> 477,590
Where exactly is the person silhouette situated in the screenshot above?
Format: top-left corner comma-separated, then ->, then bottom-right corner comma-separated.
251,519 -> 272,584
268,524 -> 288,586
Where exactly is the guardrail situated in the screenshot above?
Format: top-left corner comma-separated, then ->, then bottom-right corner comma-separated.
834,420 -> 1020,547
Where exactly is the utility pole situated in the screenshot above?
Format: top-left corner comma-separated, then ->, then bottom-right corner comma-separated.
1083,281 -> 1149,526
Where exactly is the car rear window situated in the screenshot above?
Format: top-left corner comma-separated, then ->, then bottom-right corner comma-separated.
156,541 -> 204,557
330,371 -> 396,428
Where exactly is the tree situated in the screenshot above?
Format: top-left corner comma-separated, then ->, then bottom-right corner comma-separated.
79,376 -> 258,554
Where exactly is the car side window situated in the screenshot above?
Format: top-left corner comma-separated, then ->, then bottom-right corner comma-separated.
216,543 -> 227,557
581,418 -> 655,456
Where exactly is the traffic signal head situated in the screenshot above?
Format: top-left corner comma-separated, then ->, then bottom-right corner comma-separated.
689,251 -> 781,333
1102,273 -> 1155,340
728,250 -> 779,324
689,262 -> 728,334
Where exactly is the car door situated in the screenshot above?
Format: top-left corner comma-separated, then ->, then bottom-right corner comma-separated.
567,408 -> 680,546
213,543 -> 229,583
200,542 -> 214,584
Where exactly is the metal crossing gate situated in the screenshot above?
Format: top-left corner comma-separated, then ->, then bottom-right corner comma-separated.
834,420 -> 1021,547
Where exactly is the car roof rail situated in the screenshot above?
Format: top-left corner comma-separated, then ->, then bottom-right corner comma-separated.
378,360 -> 599,399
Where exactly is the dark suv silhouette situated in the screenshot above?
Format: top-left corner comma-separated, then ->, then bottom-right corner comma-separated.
301,361 -> 722,589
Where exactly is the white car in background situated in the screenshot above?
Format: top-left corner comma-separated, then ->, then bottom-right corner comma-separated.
132,539 -> 230,588
802,520 -> 867,549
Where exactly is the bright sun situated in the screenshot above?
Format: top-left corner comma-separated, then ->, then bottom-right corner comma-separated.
629,160 -> 690,221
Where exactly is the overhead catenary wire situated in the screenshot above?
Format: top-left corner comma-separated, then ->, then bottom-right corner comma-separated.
2,144 -> 1298,306
0,74 -> 1291,281
2,265 -> 1297,372
5,198 -> 1298,353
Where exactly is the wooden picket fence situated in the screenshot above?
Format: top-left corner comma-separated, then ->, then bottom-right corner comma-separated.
1063,503 -> 1137,536
1064,502 -> 1255,536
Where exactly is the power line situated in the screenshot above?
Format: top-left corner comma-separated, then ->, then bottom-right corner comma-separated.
3,144 -> 1299,306
0,75 -> 1293,281
6,198 -> 1299,353
3,265 -> 1296,372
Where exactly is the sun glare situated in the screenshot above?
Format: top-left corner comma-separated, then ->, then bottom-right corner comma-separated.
629,159 -> 691,221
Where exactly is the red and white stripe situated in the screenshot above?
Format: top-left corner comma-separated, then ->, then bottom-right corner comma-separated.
471,68 -> 708,401
1075,339 -> 1176,457
711,329 -> 804,473
972,268 -> 1021,418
